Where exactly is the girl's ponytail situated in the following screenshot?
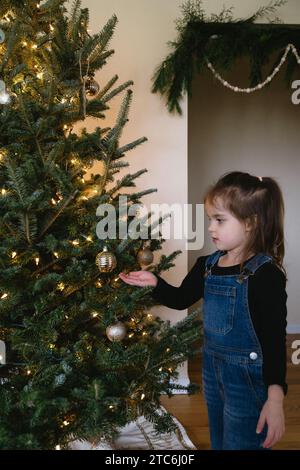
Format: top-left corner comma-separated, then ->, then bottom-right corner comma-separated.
258,176 -> 285,274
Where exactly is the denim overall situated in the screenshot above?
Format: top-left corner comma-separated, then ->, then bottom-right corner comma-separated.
202,250 -> 273,450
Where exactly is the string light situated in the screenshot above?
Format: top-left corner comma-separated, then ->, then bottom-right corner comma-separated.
51,198 -> 57,205
53,252 -> 59,258
1,189 -> 7,195
86,236 -> 92,242
49,24 -> 54,32
1,293 -> 8,300
62,420 -> 70,426
36,72 -> 43,80
11,252 -> 17,259
166,348 -> 171,353
128,333 -> 134,338
109,405 -> 114,409
159,367 -> 163,372
31,44 -> 38,50
35,257 -> 40,265
22,41 -> 28,47
49,344 -> 55,349
141,393 -> 145,400
206,43 -> 300,93
71,240 -> 79,246
26,369 -> 32,375
57,282 -> 65,291
55,445 -> 61,450
91,312 -> 98,318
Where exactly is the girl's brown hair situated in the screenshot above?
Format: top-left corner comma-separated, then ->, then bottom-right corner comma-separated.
204,171 -> 286,278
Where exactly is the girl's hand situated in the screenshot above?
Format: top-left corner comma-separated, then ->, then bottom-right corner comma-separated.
119,271 -> 158,288
256,398 -> 285,448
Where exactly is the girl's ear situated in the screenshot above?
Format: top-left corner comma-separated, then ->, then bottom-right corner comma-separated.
245,214 -> 257,232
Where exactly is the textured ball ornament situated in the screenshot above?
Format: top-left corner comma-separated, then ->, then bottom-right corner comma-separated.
106,322 -> 127,342
85,77 -> 100,98
0,29 -> 5,44
95,246 -> 117,273
137,247 -> 154,266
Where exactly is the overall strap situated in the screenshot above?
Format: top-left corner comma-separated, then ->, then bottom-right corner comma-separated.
204,250 -> 226,278
236,252 -> 273,284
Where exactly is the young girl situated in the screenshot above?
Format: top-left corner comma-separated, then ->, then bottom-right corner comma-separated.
119,171 -> 287,450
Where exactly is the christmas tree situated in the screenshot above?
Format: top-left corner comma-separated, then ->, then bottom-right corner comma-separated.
0,0 -> 200,450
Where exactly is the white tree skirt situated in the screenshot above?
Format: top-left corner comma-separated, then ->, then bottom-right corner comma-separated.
69,407 -> 196,450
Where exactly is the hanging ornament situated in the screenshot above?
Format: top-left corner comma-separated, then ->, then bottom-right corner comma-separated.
95,246 -> 117,273
85,77 -> 100,98
137,246 -> 154,266
0,29 -> 5,43
106,321 -> 127,342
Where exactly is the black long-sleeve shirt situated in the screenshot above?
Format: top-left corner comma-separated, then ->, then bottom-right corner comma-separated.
151,254 -> 288,394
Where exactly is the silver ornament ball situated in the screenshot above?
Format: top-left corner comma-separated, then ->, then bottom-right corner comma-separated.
106,322 -> 127,342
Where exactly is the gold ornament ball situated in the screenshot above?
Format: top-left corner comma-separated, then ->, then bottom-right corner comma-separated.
95,246 -> 117,273
85,77 -> 100,98
106,322 -> 127,342
137,247 -> 154,266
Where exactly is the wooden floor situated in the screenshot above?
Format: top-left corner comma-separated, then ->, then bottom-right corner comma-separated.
160,335 -> 300,450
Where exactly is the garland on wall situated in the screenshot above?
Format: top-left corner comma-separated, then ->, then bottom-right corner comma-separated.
151,0 -> 300,113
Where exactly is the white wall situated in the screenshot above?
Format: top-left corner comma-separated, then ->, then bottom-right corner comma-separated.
189,2 -> 300,330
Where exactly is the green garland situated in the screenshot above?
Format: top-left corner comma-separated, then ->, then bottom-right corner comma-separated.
151,0 -> 300,114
